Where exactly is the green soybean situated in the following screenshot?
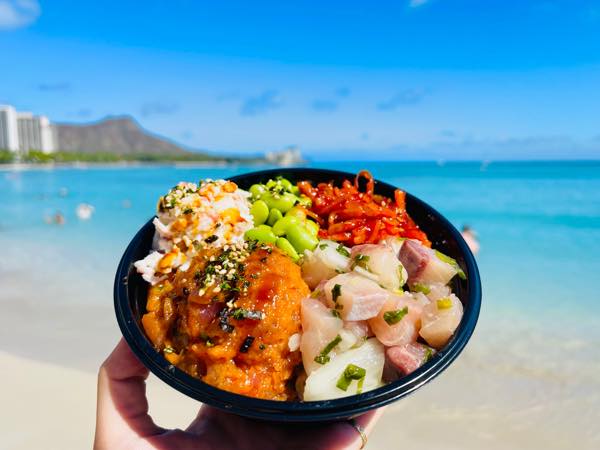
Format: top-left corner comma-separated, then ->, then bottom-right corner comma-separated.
250,200 -> 269,225
285,206 -> 307,221
267,208 -> 283,226
305,220 -> 319,237
286,223 -> 319,254
245,224 -> 277,244
277,177 -> 293,192
261,192 -> 297,213
272,215 -> 300,236
249,184 -> 266,199
276,237 -> 300,261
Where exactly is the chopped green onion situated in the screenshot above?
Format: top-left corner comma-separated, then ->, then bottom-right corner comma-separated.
352,254 -> 370,270
357,376 -> 365,394
230,308 -> 264,320
383,306 -> 409,325
435,250 -> 467,280
331,309 -> 341,319
331,284 -> 342,303
437,297 -> 453,310
424,346 -> 434,363
314,334 -> 342,365
398,266 -> 405,287
313,355 -> 330,365
336,364 -> 367,392
319,243 -> 328,250
336,244 -> 350,257
412,282 -> 431,294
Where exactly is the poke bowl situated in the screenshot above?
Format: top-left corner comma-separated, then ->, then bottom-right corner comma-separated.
114,167 -> 481,423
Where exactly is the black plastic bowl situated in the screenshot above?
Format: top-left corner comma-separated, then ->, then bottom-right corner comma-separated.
114,168 -> 481,423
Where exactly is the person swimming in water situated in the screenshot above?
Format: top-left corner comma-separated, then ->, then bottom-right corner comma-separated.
44,211 -> 66,225
76,203 -> 95,220
461,225 -> 479,255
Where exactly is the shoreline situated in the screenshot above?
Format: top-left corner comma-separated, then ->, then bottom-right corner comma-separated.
1,159 -> 599,172
0,160 -> 279,171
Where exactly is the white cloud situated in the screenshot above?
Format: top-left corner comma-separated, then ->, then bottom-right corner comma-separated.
240,90 -> 283,116
409,0 -> 429,7
0,0 -> 40,30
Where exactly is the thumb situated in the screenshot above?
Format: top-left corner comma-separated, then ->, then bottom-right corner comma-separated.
94,338 -> 164,449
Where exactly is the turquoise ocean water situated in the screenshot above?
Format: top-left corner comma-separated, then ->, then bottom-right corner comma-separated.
2,161 -> 599,314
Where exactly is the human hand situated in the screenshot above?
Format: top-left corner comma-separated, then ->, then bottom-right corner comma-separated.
94,338 -> 383,450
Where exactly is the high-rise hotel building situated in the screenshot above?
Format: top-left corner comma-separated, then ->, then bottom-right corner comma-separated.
0,105 -> 55,154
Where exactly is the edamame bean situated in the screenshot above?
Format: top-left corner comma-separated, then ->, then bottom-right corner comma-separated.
245,224 -> 277,244
261,192 -> 297,213
276,237 -> 299,261
285,206 -> 306,221
267,208 -> 283,226
250,200 -> 269,225
286,223 -> 319,254
249,184 -> 266,199
277,177 -> 293,192
272,215 -> 299,236
305,219 -> 319,237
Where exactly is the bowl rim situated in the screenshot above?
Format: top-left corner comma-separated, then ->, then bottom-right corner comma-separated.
114,167 -> 481,421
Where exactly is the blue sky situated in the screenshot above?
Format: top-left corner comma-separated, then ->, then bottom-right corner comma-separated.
1,0 -> 600,160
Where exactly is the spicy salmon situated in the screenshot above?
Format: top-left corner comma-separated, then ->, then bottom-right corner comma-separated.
141,242 -> 309,400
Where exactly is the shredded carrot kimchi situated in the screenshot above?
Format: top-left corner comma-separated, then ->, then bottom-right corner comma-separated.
298,170 -> 431,247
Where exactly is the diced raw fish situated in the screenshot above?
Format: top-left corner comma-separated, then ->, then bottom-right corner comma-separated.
419,293 -> 463,349
300,297 -> 343,374
303,338 -> 385,401
344,320 -> 372,340
382,357 -> 401,383
309,280 -> 329,304
387,342 -> 435,376
368,293 -> 424,347
302,240 -> 351,288
351,244 -> 408,291
399,240 -> 457,285
323,273 -> 389,321
337,328 -> 359,352
185,302 -> 221,339
426,283 -> 452,302
379,236 -> 405,258
410,291 -> 431,308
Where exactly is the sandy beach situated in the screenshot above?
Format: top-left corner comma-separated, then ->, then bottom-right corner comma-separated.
2,283 -> 599,450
